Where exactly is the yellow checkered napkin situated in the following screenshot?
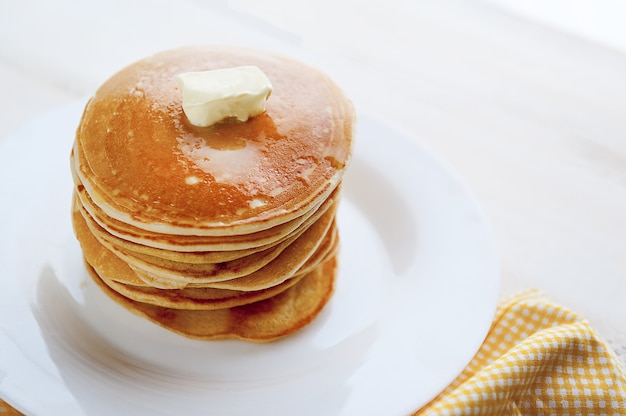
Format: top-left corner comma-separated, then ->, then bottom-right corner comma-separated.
414,290 -> 626,415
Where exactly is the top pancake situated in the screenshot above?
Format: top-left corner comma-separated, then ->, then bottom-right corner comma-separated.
74,45 -> 355,236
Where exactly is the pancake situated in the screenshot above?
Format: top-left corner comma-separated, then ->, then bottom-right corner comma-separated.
73,195 -> 337,291
74,201 -> 338,311
96,265 -> 309,311
93,228 -> 337,310
70,45 -> 354,341
85,256 -> 337,342
73,45 -> 354,237
73,159 -> 339,252
77,185 -> 337,280
108,211 -> 337,289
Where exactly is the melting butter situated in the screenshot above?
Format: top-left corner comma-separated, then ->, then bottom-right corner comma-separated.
176,66 -> 272,127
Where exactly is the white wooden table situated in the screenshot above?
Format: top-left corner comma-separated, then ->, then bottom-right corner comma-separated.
1,0 -> 624,365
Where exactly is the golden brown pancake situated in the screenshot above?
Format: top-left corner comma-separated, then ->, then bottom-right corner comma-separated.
73,161 -> 337,252
85,256 -> 337,342
74,203 -> 337,312
77,188 -> 337,282
70,45 -> 354,341
73,45 -> 354,237
74,195 -> 338,291
96,268 -> 308,311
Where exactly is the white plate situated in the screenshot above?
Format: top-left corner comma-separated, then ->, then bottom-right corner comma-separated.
0,101 -> 499,416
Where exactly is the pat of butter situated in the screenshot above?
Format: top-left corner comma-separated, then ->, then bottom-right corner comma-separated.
176,66 -> 272,127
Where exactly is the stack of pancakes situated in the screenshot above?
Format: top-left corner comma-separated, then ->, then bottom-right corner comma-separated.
70,46 -> 355,342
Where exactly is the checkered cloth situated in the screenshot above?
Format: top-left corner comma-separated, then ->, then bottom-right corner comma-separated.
414,290 -> 626,415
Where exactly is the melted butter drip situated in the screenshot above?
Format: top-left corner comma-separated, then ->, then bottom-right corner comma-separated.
178,137 -> 262,187
172,109 -> 309,206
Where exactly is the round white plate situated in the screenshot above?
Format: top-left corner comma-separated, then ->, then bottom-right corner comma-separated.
0,101 -> 499,416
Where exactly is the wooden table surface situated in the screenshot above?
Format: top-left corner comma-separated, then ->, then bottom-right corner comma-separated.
1,0 -> 625,413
